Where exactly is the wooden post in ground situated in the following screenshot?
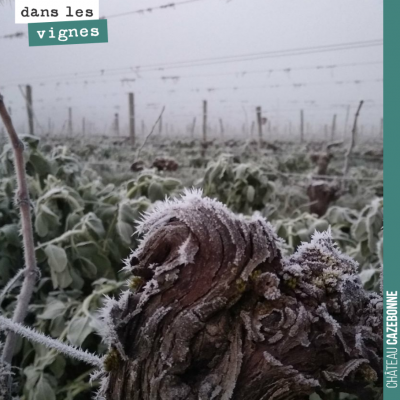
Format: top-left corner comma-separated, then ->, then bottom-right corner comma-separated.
343,105 -> 350,140
203,100 -> 207,144
190,117 -> 196,138
68,107 -> 72,136
129,93 -> 135,145
343,100 -> 364,176
114,113 -> 119,136
256,106 -> 262,145
82,117 -> 86,135
331,114 -> 337,141
219,118 -> 224,138
300,109 -> 304,142
26,85 -> 34,136
379,117 -> 383,138
250,121 -> 255,137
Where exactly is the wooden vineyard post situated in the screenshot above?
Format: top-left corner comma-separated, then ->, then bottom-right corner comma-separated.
129,93 -> 135,146
159,114 -> 163,135
331,114 -> 337,141
68,107 -> 73,136
343,105 -> 350,140
82,117 -> 86,136
343,100 -> 364,176
202,100 -> 207,156
300,109 -> 304,142
203,100 -> 207,143
219,118 -> 224,138
256,106 -> 262,145
114,113 -> 120,136
26,85 -> 34,136
190,117 -> 196,138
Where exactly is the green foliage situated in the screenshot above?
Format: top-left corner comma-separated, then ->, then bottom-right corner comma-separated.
201,154 -> 275,213
0,136 -> 183,399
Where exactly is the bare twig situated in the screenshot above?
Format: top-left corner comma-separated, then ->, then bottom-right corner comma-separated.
0,316 -> 102,367
343,100 -> 364,176
0,269 -> 26,308
136,106 -> 165,160
0,94 -> 39,365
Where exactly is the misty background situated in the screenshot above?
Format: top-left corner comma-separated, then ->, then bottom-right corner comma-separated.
0,0 -> 383,139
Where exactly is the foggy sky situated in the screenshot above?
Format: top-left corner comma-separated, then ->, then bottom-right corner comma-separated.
0,0 -> 383,139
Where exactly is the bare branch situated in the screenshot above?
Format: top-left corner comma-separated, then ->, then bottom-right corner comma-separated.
136,106 -> 165,161
0,269 -> 26,308
0,316 -> 103,367
0,94 -> 39,365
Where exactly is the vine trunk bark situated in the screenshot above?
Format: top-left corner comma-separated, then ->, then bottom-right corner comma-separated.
100,191 -> 382,400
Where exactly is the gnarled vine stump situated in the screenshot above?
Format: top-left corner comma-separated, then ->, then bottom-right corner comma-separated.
98,190 -> 382,400
307,180 -> 340,217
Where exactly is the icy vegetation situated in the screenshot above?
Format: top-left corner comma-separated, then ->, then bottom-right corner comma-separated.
0,135 -> 383,399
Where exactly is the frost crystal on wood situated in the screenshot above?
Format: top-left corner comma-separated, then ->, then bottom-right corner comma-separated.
98,190 -> 382,400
